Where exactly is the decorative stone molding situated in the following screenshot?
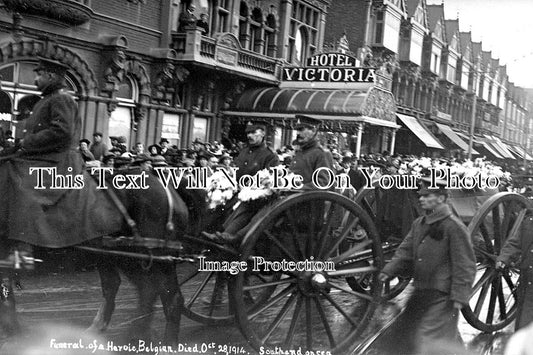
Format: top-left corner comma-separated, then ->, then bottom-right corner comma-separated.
127,0 -> 146,4
222,81 -> 246,110
3,0 -> 94,26
152,61 -> 190,106
102,48 -> 127,97
362,87 -> 397,122
0,38 -> 98,94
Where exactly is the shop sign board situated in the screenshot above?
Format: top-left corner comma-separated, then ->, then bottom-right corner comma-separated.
282,53 -> 375,83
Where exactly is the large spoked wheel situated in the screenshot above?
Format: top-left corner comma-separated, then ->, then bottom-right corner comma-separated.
230,191 -> 383,354
178,251 -> 281,325
462,192 -> 530,332
354,186 -> 378,220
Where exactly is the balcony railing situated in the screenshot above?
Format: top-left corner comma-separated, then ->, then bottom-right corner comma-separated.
3,0 -> 94,26
171,29 -> 281,83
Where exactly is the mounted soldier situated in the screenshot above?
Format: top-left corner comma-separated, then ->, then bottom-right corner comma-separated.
0,58 -> 123,257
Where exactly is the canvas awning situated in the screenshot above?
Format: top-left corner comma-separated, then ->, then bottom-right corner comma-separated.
435,123 -> 479,154
507,144 -> 533,161
484,135 -> 515,159
227,86 -> 399,131
396,114 -> 444,149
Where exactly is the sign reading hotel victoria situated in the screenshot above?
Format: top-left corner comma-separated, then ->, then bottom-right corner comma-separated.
282,53 -> 375,83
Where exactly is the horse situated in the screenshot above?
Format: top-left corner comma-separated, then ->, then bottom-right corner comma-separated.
0,165 -> 193,346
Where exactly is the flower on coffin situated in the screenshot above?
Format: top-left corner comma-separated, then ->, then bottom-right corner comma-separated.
205,170 -> 236,209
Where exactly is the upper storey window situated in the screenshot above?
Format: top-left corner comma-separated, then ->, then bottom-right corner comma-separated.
238,2 -> 277,56
287,0 -> 320,64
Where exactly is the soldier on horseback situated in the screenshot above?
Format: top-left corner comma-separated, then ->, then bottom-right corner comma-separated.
0,57 -> 123,261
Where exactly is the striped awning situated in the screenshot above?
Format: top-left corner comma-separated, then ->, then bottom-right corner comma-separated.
435,123 -> 479,154
396,114 -> 444,149
484,135 -> 515,159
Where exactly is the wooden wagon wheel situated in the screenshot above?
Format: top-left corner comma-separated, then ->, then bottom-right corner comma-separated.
178,251 -> 281,326
354,187 -> 411,300
230,191 -> 383,354
462,192 -> 530,332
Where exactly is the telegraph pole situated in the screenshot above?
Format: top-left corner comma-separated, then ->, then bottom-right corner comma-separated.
468,68 -> 478,161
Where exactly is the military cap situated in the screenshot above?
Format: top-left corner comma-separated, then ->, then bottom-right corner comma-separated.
93,132 -> 103,138
418,176 -> 448,196
159,138 -> 169,144
79,138 -> 91,145
245,120 -> 267,133
34,57 -> 70,75
294,115 -> 321,130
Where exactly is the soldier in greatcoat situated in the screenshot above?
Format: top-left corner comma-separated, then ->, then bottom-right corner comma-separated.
203,121 -> 279,243
497,211 -> 533,330
289,115 -> 333,188
0,58 -> 122,254
378,180 -> 476,355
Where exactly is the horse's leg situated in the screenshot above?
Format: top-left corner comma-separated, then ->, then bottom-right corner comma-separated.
121,265 -> 158,342
88,258 -> 121,332
0,273 -> 20,336
157,263 -> 183,346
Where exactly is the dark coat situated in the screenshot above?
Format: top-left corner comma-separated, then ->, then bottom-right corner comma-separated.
498,213 -> 533,329
233,141 -> 279,179
289,139 -> 333,189
382,203 -> 476,305
0,83 -> 122,247
89,141 -> 109,161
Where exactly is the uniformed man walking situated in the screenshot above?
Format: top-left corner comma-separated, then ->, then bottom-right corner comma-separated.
497,211 -> 533,329
378,180 -> 476,355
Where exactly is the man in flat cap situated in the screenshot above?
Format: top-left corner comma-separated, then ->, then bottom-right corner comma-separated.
204,120 -> 279,243
0,57 -> 122,255
377,178 -> 476,355
90,132 -> 109,161
289,115 -> 333,189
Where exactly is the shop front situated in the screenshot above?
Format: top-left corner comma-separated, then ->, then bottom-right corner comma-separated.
223,52 -> 400,156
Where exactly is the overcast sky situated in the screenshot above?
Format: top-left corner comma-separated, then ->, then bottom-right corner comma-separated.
426,0 -> 533,88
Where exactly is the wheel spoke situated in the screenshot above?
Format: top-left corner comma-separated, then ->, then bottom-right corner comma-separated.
470,269 -> 493,296
179,269 -> 201,286
502,272 -> 517,295
319,290 -> 357,327
260,292 -> 298,343
285,210 -> 306,259
249,284 -> 296,320
185,271 -> 214,308
283,294 -> 303,348
496,277 -> 507,320
331,239 -> 373,265
486,277 -> 501,325
492,205 -> 502,246
474,272 -> 494,317
479,222 -> 494,254
327,281 -> 375,302
314,296 -> 336,348
314,203 -> 338,258
264,230 -> 298,262
322,217 -> 361,259
305,296 -> 313,350
243,278 -> 296,291
506,209 -> 527,245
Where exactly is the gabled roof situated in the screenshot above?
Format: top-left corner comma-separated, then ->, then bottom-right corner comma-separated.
405,0 -> 420,16
482,51 -> 492,68
444,19 -> 459,44
472,41 -> 483,62
459,32 -> 472,53
426,4 -> 444,31
491,58 -> 500,70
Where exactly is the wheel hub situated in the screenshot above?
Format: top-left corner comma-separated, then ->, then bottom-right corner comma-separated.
297,271 -> 329,296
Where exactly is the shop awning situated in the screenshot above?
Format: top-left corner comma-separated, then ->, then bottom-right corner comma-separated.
507,144 -> 533,160
435,123 -> 479,154
474,137 -> 504,159
396,114 -> 444,149
455,131 -> 483,145
484,135 -> 515,159
227,86 -> 399,131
